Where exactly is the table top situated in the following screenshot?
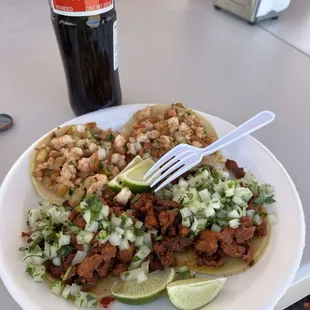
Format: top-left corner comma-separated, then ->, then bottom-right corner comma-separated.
1,0 -> 310,309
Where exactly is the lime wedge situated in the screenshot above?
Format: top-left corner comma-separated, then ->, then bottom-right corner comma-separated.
108,156 -> 143,192
167,277 -> 226,310
119,158 -> 155,193
111,268 -> 175,305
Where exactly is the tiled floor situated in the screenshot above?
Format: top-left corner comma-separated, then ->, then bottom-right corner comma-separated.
260,0 -> 310,57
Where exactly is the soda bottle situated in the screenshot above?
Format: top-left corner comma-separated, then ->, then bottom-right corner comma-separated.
49,0 -> 122,116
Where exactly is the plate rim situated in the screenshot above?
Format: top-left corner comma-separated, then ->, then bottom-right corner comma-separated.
0,104 -> 305,310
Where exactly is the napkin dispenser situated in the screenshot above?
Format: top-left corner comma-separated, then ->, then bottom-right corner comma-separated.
213,0 -> 291,25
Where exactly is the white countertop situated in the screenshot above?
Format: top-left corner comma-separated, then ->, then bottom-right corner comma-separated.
1,0 -> 309,308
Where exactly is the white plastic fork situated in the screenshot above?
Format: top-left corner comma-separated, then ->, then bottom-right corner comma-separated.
144,110 -> 275,192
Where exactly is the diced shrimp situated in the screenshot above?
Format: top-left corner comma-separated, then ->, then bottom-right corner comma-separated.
167,117 -> 179,133
114,135 -> 127,148
111,153 -> 125,165
127,143 -> 137,155
88,142 -> 97,152
54,156 -> 66,171
191,141 -> 202,148
36,148 -> 48,164
35,166 -> 43,179
51,135 -> 75,151
135,106 -> 150,121
49,150 -> 62,158
59,163 -> 77,187
174,131 -> 187,143
136,132 -> 148,143
114,146 -> 127,155
179,122 -> 191,134
159,135 -> 171,148
70,147 -> 83,160
111,166 -> 120,177
195,127 -> 204,138
89,153 -> 99,171
87,174 -> 108,195
143,121 -> 154,131
77,157 -> 90,172
167,108 -> 177,118
118,160 -> 127,170
146,130 -> 160,140
129,137 -> 136,143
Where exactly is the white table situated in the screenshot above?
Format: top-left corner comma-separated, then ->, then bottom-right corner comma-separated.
1,0 -> 310,308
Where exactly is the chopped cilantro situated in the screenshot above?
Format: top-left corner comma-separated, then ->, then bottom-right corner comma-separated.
85,194 -> 102,212
99,162 -> 104,170
29,238 -> 42,250
155,236 -> 163,241
67,188 -> 73,196
131,194 -> 140,203
135,228 -> 144,236
57,245 -> 74,258
26,266 -> 34,277
254,193 -> 276,206
105,133 -> 113,141
132,256 -> 141,262
121,215 -> 127,226
124,271 -> 130,277
178,270 -> 191,280
45,232 -> 58,244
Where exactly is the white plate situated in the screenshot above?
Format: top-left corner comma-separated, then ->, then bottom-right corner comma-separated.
0,104 -> 305,310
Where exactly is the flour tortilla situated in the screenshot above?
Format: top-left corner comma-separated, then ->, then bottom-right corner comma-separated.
175,209 -> 271,277
122,104 -> 219,165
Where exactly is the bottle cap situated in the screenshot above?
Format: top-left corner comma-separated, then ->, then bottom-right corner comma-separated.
0,114 -> 13,132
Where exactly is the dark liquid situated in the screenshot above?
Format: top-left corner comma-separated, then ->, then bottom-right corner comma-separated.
51,11 -> 122,116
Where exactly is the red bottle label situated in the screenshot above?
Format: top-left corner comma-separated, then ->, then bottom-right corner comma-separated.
52,0 -> 113,16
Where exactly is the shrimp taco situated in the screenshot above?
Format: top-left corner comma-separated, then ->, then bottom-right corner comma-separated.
30,122 -> 130,207
122,103 -> 219,163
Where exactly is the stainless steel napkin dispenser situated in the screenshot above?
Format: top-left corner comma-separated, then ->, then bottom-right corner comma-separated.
213,0 -> 291,25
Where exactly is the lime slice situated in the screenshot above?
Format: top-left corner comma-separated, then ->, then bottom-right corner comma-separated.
167,277 -> 226,310
108,156 -> 143,192
111,268 -> 175,305
119,158 -> 155,193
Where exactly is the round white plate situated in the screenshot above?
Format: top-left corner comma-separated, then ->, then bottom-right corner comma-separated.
0,104 -> 305,310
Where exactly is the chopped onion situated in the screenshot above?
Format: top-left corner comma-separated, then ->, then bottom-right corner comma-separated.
97,148 -> 106,160
225,188 -> 235,197
190,217 -> 199,232
115,227 -> 125,235
198,189 -> 211,202
112,216 -> 122,228
198,219 -> 208,230
267,213 -> 277,225
135,141 -> 142,151
83,210 -> 91,224
178,178 -> 189,189
108,231 -> 122,246
211,224 -> 222,233
59,232 -> 71,247
101,220 -> 110,229
246,209 -> 255,218
228,219 -> 240,229
135,236 -> 144,247
182,217 -> 191,228
85,221 -> 98,233
204,206 -> 215,218
130,245 -> 152,269
71,284 -> 81,297
124,217 -> 134,229
76,125 -> 85,133
180,207 -> 192,218
228,209 -> 240,219
100,205 -> 109,219
83,244 -> 90,252
232,196 -> 247,208
149,230 -> 158,237
72,251 -> 87,266
209,197 -> 221,209
143,232 -> 152,248
141,261 -> 149,274
135,221 -> 143,229
176,266 -> 188,273
254,214 -> 262,225
124,230 -> 136,243
137,270 -> 148,283
76,231 -> 94,244
52,256 -> 61,266
119,238 -> 130,251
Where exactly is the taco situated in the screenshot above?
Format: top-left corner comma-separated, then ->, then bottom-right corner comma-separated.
30,122 -> 129,206
122,103 -> 219,164
175,206 -> 271,277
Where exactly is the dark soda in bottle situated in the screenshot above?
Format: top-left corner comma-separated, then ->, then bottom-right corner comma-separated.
49,0 -> 122,116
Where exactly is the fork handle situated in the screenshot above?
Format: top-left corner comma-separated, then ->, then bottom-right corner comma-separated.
201,110 -> 275,157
